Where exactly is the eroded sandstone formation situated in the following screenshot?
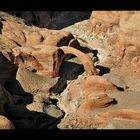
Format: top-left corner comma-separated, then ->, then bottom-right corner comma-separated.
60,46 -> 97,75
0,115 -> 15,129
57,74 -> 119,129
0,11 -> 140,129
0,11 -> 100,129
0,12 -> 81,78
7,11 -> 91,29
87,11 -> 140,67
57,11 -> 140,129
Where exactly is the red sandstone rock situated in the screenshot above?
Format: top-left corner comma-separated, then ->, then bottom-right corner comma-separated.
0,12 -> 80,78
2,11 -> 140,129
60,46 -> 97,76
112,56 -> 140,75
59,75 -> 117,118
95,109 -> 140,125
87,11 -> 120,33
77,94 -> 116,113
75,76 -> 117,117
58,107 -> 140,129
87,11 -> 140,67
115,12 -> 140,65
0,115 -> 15,129
87,11 -> 120,45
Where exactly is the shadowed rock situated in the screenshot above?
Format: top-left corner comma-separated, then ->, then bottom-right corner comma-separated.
0,85 -> 14,115
0,11 -> 79,78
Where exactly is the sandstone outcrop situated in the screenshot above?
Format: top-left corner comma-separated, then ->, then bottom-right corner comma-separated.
60,46 -> 97,76
57,11 -> 140,128
95,109 -> 140,129
87,11 -> 120,45
0,12 -> 98,95
87,11 -> 140,67
0,12 -> 101,129
115,11 -> 140,65
7,11 -> 91,29
0,12 -> 80,78
58,74 -> 118,129
1,11 -> 140,129
0,115 -> 15,129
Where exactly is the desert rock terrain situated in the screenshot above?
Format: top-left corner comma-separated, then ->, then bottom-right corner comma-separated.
0,11 -> 140,129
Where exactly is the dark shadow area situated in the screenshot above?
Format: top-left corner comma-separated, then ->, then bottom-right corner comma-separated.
105,98 -> 118,106
43,98 -> 59,106
96,65 -> 110,76
115,86 -> 125,91
79,46 -> 99,62
65,46 -> 99,64
4,76 -> 34,103
7,11 -> 92,29
60,61 -> 84,80
79,46 -> 97,54
50,61 -> 84,94
0,17 -> 6,34
51,48 -> 99,94
4,75 -> 63,129
5,103 -> 62,129
0,53 -> 63,129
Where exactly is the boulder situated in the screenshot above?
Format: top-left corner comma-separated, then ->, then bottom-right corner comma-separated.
95,109 -> 140,129
87,11 -> 120,45
0,115 -> 15,129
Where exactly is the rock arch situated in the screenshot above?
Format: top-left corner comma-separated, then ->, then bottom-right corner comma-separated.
60,46 -> 97,76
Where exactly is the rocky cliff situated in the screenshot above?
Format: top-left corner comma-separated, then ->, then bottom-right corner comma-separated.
0,11 -> 140,129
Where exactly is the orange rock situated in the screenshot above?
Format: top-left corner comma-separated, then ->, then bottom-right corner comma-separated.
95,109 -> 140,125
60,75 -> 117,117
77,94 -> 117,113
115,12 -> 140,65
60,47 -> 97,76
0,115 -> 15,129
80,75 -> 117,98
0,12 -> 79,78
87,11 -> 120,33
87,11 -> 120,43
112,56 -> 140,74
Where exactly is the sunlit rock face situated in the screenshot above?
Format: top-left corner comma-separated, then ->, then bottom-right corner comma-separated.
0,12 -> 80,78
87,11 -> 140,67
